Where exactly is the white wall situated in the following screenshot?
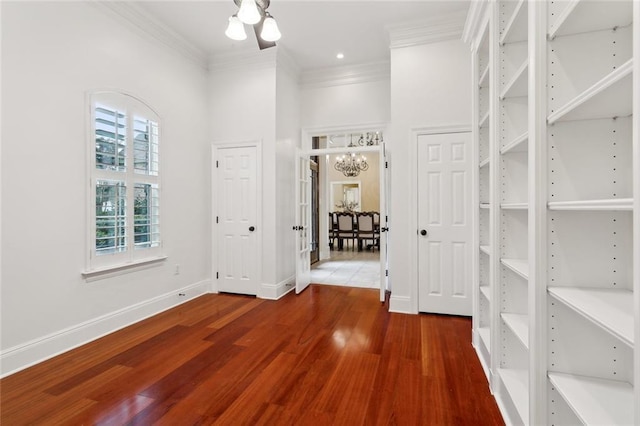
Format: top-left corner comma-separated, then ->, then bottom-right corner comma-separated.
388,39 -> 471,313
301,79 -> 390,130
275,61 -> 300,288
208,61 -> 278,293
0,2 -> 211,375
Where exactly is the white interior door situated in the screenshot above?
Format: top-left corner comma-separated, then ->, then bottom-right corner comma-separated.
215,145 -> 259,296
379,143 -> 388,302
417,132 -> 472,315
295,152 -> 311,293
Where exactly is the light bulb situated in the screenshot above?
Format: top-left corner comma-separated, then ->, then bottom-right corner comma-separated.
225,15 -> 247,40
261,14 -> 281,42
237,0 -> 261,25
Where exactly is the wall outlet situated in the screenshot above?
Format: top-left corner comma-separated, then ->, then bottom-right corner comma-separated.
174,264 -> 180,275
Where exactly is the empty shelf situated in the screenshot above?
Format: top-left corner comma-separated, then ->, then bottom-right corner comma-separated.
479,110 -> 490,128
500,0 -> 527,45
500,132 -> 528,155
498,369 -> 529,425
548,372 -> 633,426
478,327 -> 491,352
479,62 -> 490,88
547,60 -> 633,124
479,203 -> 491,209
548,287 -> 633,347
500,59 -> 528,99
479,157 -> 490,168
501,259 -> 529,280
502,313 -> 529,349
479,245 -> 491,256
480,286 -> 491,301
548,198 -> 633,211
548,0 -> 633,40
501,203 -> 528,210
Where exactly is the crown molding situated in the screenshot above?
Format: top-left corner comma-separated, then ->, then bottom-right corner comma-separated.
462,0 -> 490,46
90,1 -> 209,70
387,10 -> 468,49
300,61 -> 390,89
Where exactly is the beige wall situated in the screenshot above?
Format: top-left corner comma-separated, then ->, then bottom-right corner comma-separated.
327,152 -> 380,212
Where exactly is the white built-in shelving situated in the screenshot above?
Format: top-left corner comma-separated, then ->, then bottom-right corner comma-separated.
466,0 -> 638,424
473,6 -> 493,383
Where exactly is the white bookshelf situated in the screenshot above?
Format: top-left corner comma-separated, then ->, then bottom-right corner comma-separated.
548,198 -> 633,211
547,60 -> 633,125
501,258 -> 528,280
502,313 -> 529,349
545,1 -> 636,424
549,287 -> 634,347
498,369 -> 529,425
464,0 -> 638,423
500,132 -> 528,155
548,372 -> 634,425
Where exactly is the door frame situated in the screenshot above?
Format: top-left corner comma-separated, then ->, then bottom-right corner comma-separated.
409,124 -> 472,314
211,140 -> 263,295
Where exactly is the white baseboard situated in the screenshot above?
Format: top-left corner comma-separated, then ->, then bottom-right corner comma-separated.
259,275 -> 295,300
389,294 -> 415,314
0,280 -> 210,378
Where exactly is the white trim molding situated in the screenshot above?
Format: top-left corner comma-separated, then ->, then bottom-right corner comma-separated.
0,280 -> 211,378
389,294 -> 414,314
388,11 -> 468,49
300,61 -> 390,89
91,1 -> 208,70
462,0 -> 490,46
259,276 -> 295,300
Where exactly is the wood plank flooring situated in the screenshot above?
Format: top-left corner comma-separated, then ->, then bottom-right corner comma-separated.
0,285 -> 504,425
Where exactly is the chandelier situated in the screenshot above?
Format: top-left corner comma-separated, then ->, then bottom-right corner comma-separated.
225,0 -> 281,43
357,132 -> 383,146
335,152 -> 369,177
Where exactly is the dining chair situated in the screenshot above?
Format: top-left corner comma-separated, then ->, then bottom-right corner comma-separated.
336,212 -> 356,250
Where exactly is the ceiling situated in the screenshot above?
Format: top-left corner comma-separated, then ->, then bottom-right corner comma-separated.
134,0 -> 471,71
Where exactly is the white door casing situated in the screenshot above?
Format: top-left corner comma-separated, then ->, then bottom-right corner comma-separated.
214,144 -> 260,296
417,132 -> 472,315
295,151 -> 311,293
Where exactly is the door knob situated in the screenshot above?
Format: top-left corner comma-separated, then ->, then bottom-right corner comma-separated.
249,226 -> 255,232
420,229 -> 427,236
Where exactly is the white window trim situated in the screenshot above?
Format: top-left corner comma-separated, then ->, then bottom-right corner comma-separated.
83,91 -> 164,278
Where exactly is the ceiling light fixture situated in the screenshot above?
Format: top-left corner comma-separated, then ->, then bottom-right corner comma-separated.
226,0 -> 282,46
261,12 -> 281,42
336,53 -> 344,59
237,0 -> 261,24
225,14 -> 247,40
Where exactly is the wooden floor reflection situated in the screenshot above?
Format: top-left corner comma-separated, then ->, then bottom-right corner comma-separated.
0,285 -> 503,425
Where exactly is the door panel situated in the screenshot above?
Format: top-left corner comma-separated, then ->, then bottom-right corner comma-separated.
295,152 -> 311,293
418,132 -> 472,315
216,146 -> 259,295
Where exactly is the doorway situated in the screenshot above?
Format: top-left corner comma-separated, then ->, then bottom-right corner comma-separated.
299,129 -> 388,301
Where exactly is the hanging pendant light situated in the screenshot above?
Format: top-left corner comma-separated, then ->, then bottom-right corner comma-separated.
260,12 -> 281,41
225,14 -> 247,40
237,0 -> 261,25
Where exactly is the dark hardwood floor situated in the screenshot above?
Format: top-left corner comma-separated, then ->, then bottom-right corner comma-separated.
0,285 -> 504,425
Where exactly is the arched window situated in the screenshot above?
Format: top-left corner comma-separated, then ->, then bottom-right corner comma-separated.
87,91 -> 162,273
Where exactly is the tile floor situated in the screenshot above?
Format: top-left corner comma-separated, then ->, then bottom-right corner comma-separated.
310,249 -> 380,288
